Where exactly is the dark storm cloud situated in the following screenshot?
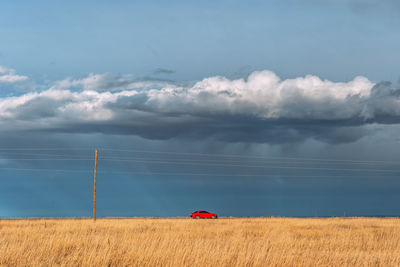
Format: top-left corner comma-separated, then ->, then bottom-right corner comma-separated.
1,70 -> 400,144
13,97 -> 62,119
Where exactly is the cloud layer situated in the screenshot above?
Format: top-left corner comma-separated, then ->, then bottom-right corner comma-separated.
0,66 -> 28,83
1,69 -> 400,143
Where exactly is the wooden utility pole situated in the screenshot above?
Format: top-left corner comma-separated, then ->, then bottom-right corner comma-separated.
93,149 -> 98,221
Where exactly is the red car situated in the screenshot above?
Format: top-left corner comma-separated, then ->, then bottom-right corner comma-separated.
190,210 -> 218,219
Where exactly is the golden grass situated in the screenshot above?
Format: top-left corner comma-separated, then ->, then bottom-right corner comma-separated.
1,217 -> 400,266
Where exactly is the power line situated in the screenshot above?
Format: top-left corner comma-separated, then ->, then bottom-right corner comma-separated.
0,154 -> 396,167
0,167 -> 91,173
0,158 -> 92,161
0,148 -> 94,151
0,152 -> 92,157
1,167 -> 397,179
98,158 -> 400,173
96,171 -> 399,178
1,147 -> 397,165
0,151 -> 390,165
97,156 -> 400,166
100,148 -> 400,165
1,149 -> 399,175
0,154 -> 398,173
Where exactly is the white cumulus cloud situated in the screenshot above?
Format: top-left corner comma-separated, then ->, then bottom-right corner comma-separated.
0,66 -> 28,83
145,70 -> 374,120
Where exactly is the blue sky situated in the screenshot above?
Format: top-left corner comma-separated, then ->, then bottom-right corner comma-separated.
1,0 -> 400,83
1,0 -> 400,218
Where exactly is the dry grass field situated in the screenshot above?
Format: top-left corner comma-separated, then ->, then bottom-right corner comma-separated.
1,217 -> 400,266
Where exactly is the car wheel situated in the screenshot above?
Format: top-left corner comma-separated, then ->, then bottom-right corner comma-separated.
196,215 -> 200,219
211,215 -> 215,219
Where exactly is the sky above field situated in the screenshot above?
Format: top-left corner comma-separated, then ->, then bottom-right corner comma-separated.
1,0 -> 400,218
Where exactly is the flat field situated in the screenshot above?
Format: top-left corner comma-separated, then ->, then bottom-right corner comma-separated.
1,217 -> 400,266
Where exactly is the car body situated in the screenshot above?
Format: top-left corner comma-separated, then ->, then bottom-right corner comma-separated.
190,210 -> 218,219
